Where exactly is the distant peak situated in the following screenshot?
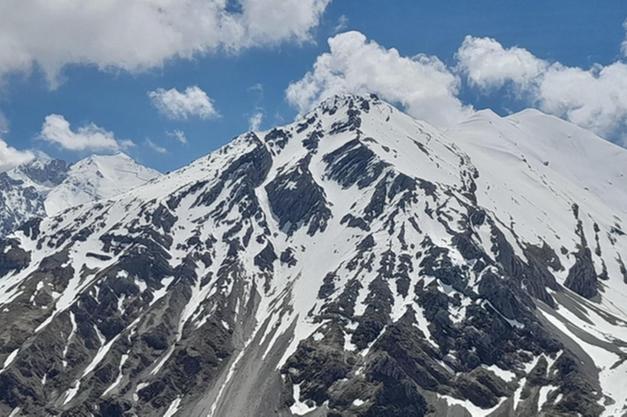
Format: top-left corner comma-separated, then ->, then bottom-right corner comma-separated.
90,152 -> 132,161
74,152 -> 135,167
14,153 -> 65,172
453,108 -> 503,127
508,107 -> 546,118
30,150 -> 53,162
474,108 -> 501,119
111,151 -> 132,159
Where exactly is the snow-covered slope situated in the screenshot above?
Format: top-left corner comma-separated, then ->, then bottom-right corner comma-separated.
0,95 -> 626,417
44,153 -> 161,215
0,153 -> 160,237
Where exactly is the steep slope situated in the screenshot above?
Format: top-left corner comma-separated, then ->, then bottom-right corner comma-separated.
0,95 -> 626,417
0,153 -> 161,237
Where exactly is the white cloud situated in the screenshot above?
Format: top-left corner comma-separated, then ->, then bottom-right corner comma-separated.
248,83 -> 264,98
145,138 -> 167,154
457,36 -> 627,138
622,19 -> 627,57
240,0 -> 330,46
334,15 -> 349,33
149,86 -> 218,120
167,130 -> 187,144
40,114 -> 133,152
457,36 -> 547,91
286,31 -> 472,127
0,0 -> 331,85
0,138 -> 34,172
537,62 -> 627,137
0,111 -> 8,135
249,111 -> 263,130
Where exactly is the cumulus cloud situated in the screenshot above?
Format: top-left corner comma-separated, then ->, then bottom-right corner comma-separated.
145,138 -> 167,154
538,63 -> 627,136
286,31 -> 472,127
0,0 -> 331,84
249,111 -> 263,130
40,114 -> 133,152
457,36 -> 547,91
167,130 -> 187,144
0,138 -> 34,172
457,36 -> 627,138
149,86 -> 219,120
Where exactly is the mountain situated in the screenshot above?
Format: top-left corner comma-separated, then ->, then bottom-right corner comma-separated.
0,95 -> 626,417
0,153 -> 161,237
44,153 -> 162,216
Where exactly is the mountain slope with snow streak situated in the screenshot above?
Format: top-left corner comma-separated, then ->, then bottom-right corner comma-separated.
0,95 -> 626,417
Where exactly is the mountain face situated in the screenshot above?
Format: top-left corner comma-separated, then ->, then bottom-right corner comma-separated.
0,153 -> 160,237
0,95 -> 626,417
0,157 -> 69,237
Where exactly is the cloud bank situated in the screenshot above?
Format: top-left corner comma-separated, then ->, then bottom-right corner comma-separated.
0,0 -> 331,85
286,31 -> 472,127
456,36 -> 547,91
457,35 -> 627,138
289,27 -> 627,141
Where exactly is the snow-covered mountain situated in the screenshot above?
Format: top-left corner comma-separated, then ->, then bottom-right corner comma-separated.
44,153 -> 162,215
1,95 -> 626,417
0,153 -> 160,237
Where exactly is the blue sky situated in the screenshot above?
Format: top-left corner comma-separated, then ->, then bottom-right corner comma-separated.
0,0 -> 626,172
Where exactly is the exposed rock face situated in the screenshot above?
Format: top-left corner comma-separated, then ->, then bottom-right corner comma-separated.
1,95 -> 627,417
563,205 -> 600,299
266,154 -> 331,236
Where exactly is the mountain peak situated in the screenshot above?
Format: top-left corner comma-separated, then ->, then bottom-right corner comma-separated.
44,153 -> 160,215
7,154 -> 69,187
75,151 -> 133,166
312,92 -> 384,115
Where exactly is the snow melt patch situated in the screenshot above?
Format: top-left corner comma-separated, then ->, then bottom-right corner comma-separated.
1,348 -> 19,371
484,364 -> 516,382
290,383 -> 317,415
162,397 -> 181,417
102,353 -> 129,397
438,394 -> 506,417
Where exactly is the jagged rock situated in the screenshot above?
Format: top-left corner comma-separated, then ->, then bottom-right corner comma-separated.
266,155 -> 331,236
